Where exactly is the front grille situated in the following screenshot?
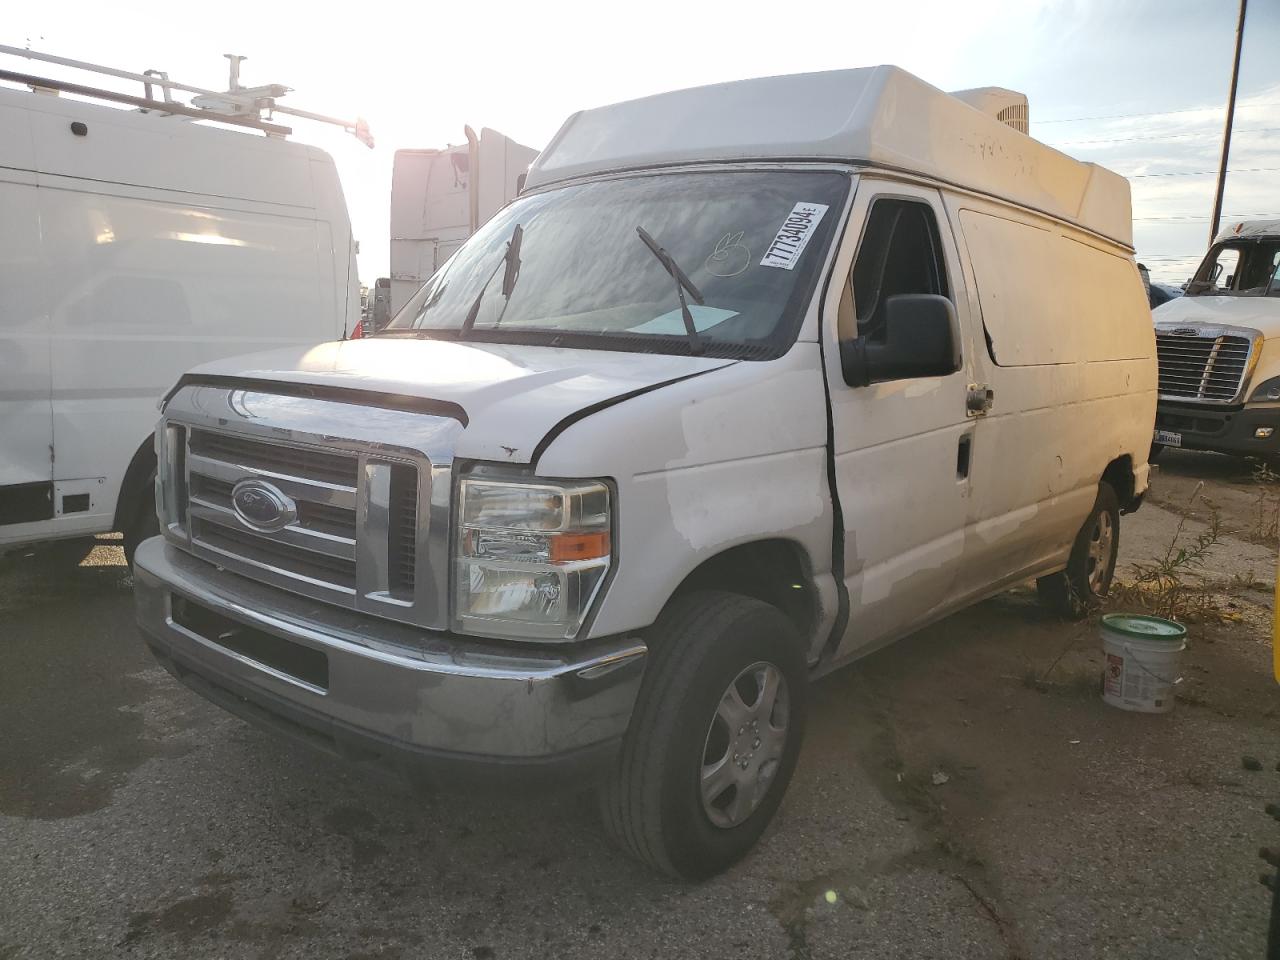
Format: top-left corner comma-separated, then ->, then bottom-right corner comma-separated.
1156,333 -> 1252,402
162,384 -> 460,632
185,427 -> 364,598
190,430 -> 358,486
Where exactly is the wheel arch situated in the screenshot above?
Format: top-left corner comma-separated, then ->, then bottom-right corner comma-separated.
113,433 -> 157,532
661,538 -> 820,652
1101,454 -> 1138,513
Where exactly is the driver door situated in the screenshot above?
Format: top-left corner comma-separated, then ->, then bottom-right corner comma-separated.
822,180 -> 981,661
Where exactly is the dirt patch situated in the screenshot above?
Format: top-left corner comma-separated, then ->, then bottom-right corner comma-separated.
0,536 -> 211,818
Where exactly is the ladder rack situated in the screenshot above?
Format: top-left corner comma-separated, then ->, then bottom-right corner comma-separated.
0,44 -> 373,147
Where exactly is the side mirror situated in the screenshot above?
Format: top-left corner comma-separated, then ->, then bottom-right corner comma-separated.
841,294 -> 959,387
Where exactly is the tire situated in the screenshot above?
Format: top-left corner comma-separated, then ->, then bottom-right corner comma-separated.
1037,482 -> 1120,618
598,590 -> 808,879
121,470 -> 160,569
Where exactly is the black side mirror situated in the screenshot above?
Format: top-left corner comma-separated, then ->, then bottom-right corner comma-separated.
841,294 -> 959,387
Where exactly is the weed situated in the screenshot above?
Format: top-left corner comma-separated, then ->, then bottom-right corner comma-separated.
1111,482 -> 1224,621
1252,483 -> 1280,543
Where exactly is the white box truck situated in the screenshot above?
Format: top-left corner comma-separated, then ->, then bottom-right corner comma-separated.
135,67 -> 1155,877
389,127 -> 538,318
0,48 -> 366,563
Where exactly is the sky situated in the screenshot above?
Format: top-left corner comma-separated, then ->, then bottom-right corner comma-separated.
7,0 -> 1280,284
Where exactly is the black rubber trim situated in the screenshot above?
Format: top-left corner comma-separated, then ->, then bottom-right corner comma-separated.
143,632 -> 622,788
165,375 -> 469,426
529,365 -> 734,469
815,196 -> 857,665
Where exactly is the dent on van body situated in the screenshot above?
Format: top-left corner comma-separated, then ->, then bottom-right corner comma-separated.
535,346 -> 836,649
815,178 -> 1154,670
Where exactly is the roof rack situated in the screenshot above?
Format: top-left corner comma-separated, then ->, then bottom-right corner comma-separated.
0,44 -> 373,148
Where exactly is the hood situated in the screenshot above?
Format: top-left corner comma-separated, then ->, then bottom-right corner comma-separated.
181,337 -> 736,464
1153,294 -> 1280,336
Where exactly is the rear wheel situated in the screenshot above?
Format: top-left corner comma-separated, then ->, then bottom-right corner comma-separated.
1037,482 -> 1120,618
598,591 -> 807,879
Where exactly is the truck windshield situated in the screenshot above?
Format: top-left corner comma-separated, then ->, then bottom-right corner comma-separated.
383,170 -> 850,359
1185,240 -> 1280,298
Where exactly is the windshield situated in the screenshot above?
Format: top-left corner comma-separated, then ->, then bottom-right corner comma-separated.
384,170 -> 850,359
1185,240 -> 1280,297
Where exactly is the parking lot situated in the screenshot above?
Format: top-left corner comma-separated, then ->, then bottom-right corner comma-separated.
1,450 -> 1277,960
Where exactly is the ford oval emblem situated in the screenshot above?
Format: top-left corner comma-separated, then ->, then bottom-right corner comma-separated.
230,478 -> 297,533
1170,327 -> 1199,337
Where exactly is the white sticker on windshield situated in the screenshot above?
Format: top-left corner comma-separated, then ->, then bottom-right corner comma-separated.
760,202 -> 829,270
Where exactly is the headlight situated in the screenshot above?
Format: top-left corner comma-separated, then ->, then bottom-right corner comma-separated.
454,477 -> 611,640
1250,376 -> 1280,403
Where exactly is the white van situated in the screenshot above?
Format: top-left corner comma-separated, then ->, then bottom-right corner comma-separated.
134,67 -> 1155,878
1152,219 -> 1280,458
0,80 -> 360,562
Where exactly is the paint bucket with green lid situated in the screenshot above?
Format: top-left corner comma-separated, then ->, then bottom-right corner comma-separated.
1100,613 -> 1187,714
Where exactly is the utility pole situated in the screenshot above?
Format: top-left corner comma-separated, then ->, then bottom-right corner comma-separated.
1210,0 -> 1247,243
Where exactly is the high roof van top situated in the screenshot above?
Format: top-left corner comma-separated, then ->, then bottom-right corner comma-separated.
527,65 -> 1133,247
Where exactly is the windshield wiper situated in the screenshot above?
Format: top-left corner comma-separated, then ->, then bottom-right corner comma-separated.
460,223 -> 524,335
636,225 -> 705,354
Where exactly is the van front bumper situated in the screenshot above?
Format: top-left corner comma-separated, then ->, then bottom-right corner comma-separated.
133,537 -> 647,783
1156,400 -> 1280,456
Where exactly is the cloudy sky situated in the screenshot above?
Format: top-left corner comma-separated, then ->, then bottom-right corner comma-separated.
8,0 -> 1279,284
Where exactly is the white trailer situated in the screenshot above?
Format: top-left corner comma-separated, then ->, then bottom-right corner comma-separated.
388,127 -> 538,317
0,46 -> 369,562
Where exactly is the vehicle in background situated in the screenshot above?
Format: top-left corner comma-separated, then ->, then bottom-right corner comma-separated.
135,67 -> 1154,878
1138,262 -> 1183,310
0,46 -> 368,563
367,277 -> 393,333
1152,219 -> 1280,459
1150,282 -> 1183,308
389,127 -> 538,316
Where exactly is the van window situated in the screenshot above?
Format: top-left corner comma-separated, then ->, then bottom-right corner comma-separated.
1186,241 -> 1280,297
850,198 -> 949,343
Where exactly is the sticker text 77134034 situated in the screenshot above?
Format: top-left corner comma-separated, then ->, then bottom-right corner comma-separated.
760,202 -> 829,270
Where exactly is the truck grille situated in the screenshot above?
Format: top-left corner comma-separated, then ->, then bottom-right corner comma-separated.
1155,332 -> 1252,402
160,383 -> 462,632
185,428 -> 365,597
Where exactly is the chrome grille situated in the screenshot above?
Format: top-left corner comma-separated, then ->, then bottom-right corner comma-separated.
189,430 -> 359,486
1155,332 -> 1254,403
159,383 -> 464,631
186,428 -> 360,596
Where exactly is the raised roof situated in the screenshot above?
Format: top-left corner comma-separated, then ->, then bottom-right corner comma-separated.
526,66 -> 1133,248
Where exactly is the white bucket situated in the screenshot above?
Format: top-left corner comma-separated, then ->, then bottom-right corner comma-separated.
1100,614 -> 1187,714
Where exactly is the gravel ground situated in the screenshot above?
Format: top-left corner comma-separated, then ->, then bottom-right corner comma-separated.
1,452 -> 1277,959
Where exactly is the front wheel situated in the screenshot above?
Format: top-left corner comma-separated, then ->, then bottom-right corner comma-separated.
1037,482 -> 1120,618
598,591 -> 808,879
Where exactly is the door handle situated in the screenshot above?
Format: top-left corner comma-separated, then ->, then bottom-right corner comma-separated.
966,383 -> 994,417
957,433 -> 973,479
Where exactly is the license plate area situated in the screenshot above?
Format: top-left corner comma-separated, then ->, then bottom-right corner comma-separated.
171,596 -> 329,691
1153,429 -> 1182,448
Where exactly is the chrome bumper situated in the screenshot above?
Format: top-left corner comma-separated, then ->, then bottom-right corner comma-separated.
133,538 -> 646,776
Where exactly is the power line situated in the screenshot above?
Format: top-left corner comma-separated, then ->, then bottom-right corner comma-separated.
1134,211 -> 1280,222
1126,166 -> 1280,179
1035,100 -> 1280,124
1051,126 -> 1280,146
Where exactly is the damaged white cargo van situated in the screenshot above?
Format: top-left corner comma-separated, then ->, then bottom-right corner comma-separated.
134,67 -> 1156,878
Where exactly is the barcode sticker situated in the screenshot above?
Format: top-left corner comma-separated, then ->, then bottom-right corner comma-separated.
760,202 -> 829,270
